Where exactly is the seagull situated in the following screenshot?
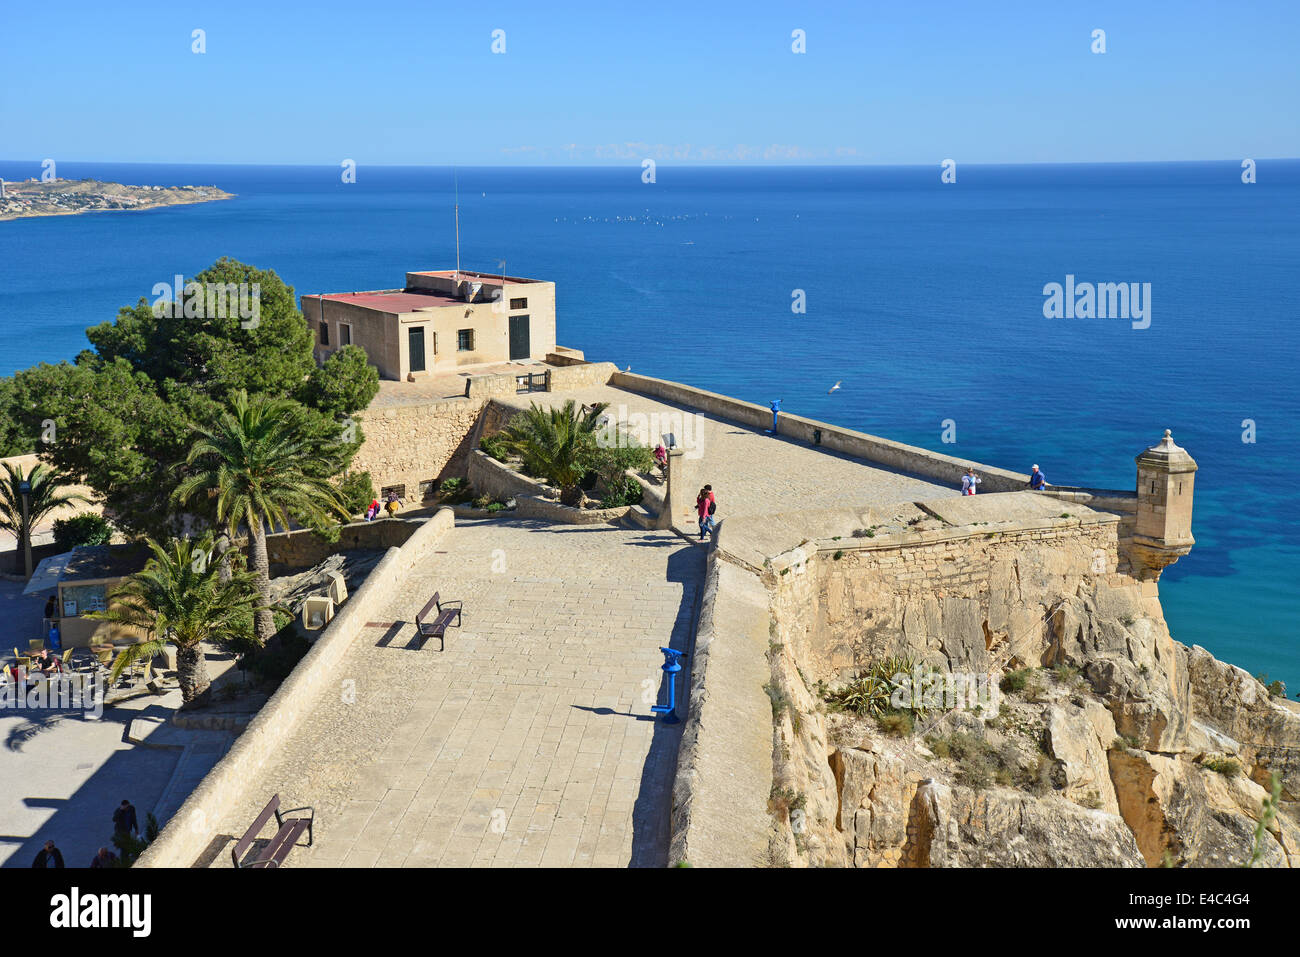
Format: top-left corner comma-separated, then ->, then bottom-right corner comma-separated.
827,381 -> 842,394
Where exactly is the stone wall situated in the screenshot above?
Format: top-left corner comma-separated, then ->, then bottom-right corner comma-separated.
772,514 -> 1123,684
513,495 -> 631,525
668,552 -> 775,867
136,508 -> 457,868
611,370 -> 1029,491
547,360 -> 617,391
264,517 -> 424,573
351,396 -> 487,499
466,449 -> 553,502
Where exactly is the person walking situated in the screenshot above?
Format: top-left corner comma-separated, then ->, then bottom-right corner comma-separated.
32,840 -> 64,868
89,847 -> 118,869
1028,464 -> 1049,490
961,468 -> 981,495
113,799 -> 138,837
364,497 -> 380,521
695,485 -> 717,540
384,491 -> 404,518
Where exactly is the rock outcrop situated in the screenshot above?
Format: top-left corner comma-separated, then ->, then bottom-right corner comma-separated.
755,499 -> 1298,867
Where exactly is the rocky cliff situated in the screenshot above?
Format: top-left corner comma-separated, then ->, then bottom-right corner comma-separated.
749,495 -> 1299,867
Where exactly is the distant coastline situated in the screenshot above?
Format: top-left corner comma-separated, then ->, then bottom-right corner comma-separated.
0,177 -> 233,221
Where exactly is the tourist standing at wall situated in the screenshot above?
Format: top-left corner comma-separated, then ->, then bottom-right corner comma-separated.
961,468 -> 981,495
1029,464 -> 1049,490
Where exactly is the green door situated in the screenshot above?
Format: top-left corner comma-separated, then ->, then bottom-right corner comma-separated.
509,315 -> 530,360
408,326 -> 426,372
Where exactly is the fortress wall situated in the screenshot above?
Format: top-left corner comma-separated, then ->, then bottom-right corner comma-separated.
768,514 -> 1123,685
264,517 -> 424,572
611,371 -> 1028,490
668,551 -> 775,867
136,508 -> 457,868
352,396 -> 488,498
545,360 -> 618,391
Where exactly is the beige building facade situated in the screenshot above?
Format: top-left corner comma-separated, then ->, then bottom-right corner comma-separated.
302,269 -> 557,381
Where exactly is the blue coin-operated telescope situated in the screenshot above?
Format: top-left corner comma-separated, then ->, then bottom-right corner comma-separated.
651,647 -> 688,723
768,399 -> 781,434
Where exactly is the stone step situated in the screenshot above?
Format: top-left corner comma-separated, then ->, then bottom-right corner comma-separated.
126,716 -> 187,749
625,504 -> 658,529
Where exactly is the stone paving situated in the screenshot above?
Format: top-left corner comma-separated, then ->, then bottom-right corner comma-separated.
214,518 -> 703,868
497,385 -> 959,519
209,385 -> 965,868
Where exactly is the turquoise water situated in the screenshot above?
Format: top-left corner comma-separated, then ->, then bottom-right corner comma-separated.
0,160 -> 1296,690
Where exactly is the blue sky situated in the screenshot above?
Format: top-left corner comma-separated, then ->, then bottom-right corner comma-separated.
2,0 -> 1297,166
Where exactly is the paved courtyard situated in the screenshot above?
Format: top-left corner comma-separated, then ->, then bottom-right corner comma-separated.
498,385 -> 959,520
214,519 -> 704,868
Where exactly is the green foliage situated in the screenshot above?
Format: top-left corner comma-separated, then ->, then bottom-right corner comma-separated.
52,512 -> 113,550
479,433 -> 511,462
877,711 -> 913,736
1000,667 -> 1048,701
175,390 -> 352,642
0,462 -> 90,571
336,471 -> 375,517
599,476 -> 644,509
437,477 -> 468,502
0,258 -> 375,539
823,656 -> 928,718
1200,756 -> 1241,777
243,625 -> 311,685
1246,773 -> 1283,868
496,400 -> 607,506
111,813 -> 161,867
299,345 -> 379,420
86,533 -> 261,702
1255,674 -> 1287,698
925,730 -> 1036,792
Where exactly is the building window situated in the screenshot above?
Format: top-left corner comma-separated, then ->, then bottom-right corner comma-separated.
381,484 -> 406,500
418,479 -> 436,500
319,322 -> 330,346
510,297 -> 528,310
457,329 -> 474,352
339,323 -> 352,346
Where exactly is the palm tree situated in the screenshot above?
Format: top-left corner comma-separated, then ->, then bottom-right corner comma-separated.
0,462 -> 89,575
86,534 -> 260,705
174,390 -> 349,642
498,400 -> 607,506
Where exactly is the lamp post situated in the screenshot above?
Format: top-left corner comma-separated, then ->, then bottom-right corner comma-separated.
18,478 -> 32,579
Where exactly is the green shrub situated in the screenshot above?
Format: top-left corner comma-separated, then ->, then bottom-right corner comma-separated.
480,433 -> 511,462
336,470 -> 375,516
437,477 -> 472,504
1255,674 -> 1287,698
111,812 -> 161,866
1000,667 -> 1047,701
877,711 -> 913,737
52,513 -> 113,550
1201,757 -> 1241,777
599,476 -> 644,509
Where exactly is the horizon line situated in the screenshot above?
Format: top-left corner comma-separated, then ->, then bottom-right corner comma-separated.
2,157 -> 1298,171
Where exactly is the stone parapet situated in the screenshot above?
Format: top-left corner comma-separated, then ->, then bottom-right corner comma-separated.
135,508 -> 456,868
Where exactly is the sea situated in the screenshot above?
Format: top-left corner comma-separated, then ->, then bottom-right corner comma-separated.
0,160 -> 1296,691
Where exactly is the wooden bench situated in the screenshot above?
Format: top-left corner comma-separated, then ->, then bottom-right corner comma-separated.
415,591 -> 462,651
231,794 -> 314,869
